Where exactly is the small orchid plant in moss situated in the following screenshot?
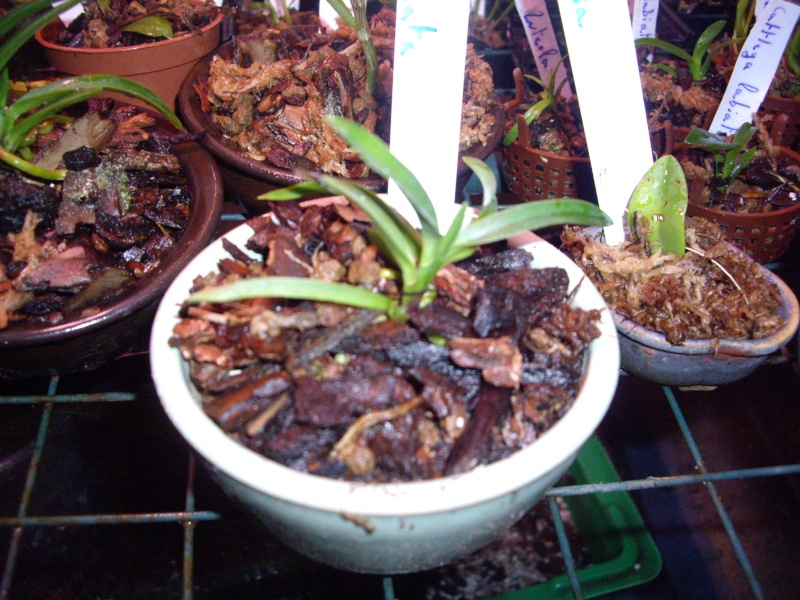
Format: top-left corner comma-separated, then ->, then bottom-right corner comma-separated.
502,56 -> 571,147
626,155 -> 688,257
0,0 -> 182,181
325,0 -> 377,94
684,122 -> 757,192
635,20 -> 740,83
187,116 -> 611,319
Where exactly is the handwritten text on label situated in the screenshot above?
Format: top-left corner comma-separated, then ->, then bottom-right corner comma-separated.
710,0 -> 800,134
514,0 -> 572,96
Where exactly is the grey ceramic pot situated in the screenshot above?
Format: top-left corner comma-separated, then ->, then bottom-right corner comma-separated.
614,261 -> 799,386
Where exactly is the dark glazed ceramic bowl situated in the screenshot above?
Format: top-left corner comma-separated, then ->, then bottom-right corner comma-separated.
0,142 -> 224,379
177,41 -> 505,214
614,258 -> 799,386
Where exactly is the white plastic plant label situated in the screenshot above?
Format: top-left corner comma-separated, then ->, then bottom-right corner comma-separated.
276,0 -> 300,17
709,0 -> 800,135
54,0 -> 83,26
388,0 -> 470,232
320,0 -> 351,30
555,0 -> 653,245
631,0 -> 659,39
514,0 -> 573,96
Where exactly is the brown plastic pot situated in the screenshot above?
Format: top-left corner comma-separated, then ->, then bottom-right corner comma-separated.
35,13 -> 224,111
0,142 -> 224,379
501,114 -> 596,204
680,134 -> 800,264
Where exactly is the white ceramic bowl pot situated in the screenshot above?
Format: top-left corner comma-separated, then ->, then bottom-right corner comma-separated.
149,214 -> 620,574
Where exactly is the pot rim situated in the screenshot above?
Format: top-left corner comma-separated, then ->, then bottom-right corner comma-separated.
0,142 -> 223,348
149,204 -> 620,517
35,12 -> 225,55
612,258 -> 799,357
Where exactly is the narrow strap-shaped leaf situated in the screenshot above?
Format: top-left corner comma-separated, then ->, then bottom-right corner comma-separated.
684,127 -> 738,151
0,0 -> 81,38
728,146 -> 758,181
416,202 -> 469,291
5,88 -> 102,152
259,180 -> 330,201
0,0 -> 82,73
312,173 -> 420,287
693,20 -> 727,63
187,277 -> 399,318
7,75 -> 182,129
0,69 -> 9,140
462,156 -> 497,219
633,37 -> 692,64
326,116 -> 439,237
457,199 -> 611,247
0,145 -> 66,180
353,0 -> 377,94
502,97 -> 553,146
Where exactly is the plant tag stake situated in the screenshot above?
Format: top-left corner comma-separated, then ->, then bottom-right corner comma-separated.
320,0 -> 351,30
709,0 -> 800,135
514,0 -> 573,97
555,0 -> 653,245
388,0 -> 470,232
631,0 -> 659,40
54,0 -> 83,26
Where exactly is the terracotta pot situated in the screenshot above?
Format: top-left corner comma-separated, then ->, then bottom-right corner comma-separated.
683,144 -> 800,264
0,142 -> 224,378
35,13 -> 224,111
614,249 -> 799,386
178,41 -> 505,214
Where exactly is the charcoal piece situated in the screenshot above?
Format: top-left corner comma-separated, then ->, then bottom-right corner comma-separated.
294,309 -> 378,364
344,320 -> 421,351
472,284 -> 532,339
407,303 -> 473,338
488,267 -> 568,307
196,363 -> 282,394
444,385 -> 512,476
258,422 -> 341,469
384,341 -> 451,367
520,365 -> 575,389
458,248 -> 534,277
63,146 -> 102,170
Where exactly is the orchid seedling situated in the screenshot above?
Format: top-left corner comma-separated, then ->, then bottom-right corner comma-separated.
635,20 -> 740,82
683,122 -> 758,191
325,0 -> 377,94
627,155 -> 688,257
0,0 -> 182,181
502,56 -> 571,146
187,116 -> 611,319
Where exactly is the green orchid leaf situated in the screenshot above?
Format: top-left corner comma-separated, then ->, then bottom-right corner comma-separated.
311,173 -> 420,286
97,0 -> 111,14
326,116 -> 439,238
503,97 -> 553,146
187,277 -> 400,318
627,155 -> 687,256
259,180 -> 330,201
415,203 -> 469,293
7,75 -> 182,130
122,16 -> 174,39
0,145 -> 66,180
693,20 -> 727,61
634,36 -> 692,64
457,199 -> 611,247
684,127 -> 737,150
461,156 -> 498,219
0,0 -> 82,73
5,87 -> 104,152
